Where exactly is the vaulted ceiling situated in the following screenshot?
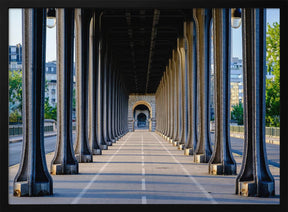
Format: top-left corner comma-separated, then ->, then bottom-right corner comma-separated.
101,9 -> 191,94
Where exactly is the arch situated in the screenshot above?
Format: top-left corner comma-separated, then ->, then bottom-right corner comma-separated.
132,100 -> 153,131
137,113 -> 147,128
132,100 -> 153,118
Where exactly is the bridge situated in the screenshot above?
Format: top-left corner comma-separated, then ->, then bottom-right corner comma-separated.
2,6 -> 283,206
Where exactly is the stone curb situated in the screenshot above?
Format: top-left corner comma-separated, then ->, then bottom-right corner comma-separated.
230,133 -> 280,145
9,132 -> 57,144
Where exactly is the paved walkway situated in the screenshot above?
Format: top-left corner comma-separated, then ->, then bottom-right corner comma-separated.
9,131 -> 279,204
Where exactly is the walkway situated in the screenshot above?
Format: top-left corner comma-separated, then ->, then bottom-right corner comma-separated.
9,131 -> 279,204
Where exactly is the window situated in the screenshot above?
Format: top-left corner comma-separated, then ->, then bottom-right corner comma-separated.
11,55 -> 17,60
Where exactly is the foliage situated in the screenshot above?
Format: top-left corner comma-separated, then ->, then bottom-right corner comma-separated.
9,70 -> 57,122
44,96 -> 57,120
9,70 -> 22,123
9,70 -> 22,112
231,103 -> 243,125
265,22 -> 280,127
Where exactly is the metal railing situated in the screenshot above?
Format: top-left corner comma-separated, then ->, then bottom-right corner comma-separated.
210,121 -> 279,137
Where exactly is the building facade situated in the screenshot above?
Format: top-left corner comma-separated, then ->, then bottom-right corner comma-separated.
9,43 -> 22,71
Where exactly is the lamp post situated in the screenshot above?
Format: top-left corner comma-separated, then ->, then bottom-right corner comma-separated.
231,8 -> 242,29
47,8 -> 56,28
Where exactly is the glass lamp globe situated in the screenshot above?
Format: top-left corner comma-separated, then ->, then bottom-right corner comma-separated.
231,8 -> 242,29
47,8 -> 56,28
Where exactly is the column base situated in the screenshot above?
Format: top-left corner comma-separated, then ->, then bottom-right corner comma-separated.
101,144 -> 108,150
51,163 -> 79,175
173,141 -> 178,146
178,144 -> 185,150
92,148 -> 102,155
111,139 -> 116,143
237,181 -> 275,197
184,148 -> 193,156
75,154 -> 93,163
209,163 -> 236,175
194,154 -> 205,163
169,138 -> 173,144
107,141 -> 113,146
14,181 -> 52,197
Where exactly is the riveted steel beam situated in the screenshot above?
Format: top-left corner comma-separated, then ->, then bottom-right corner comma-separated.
74,8 -> 93,163
208,8 -> 236,175
51,8 -> 79,174
13,8 -> 53,197
193,8 -> 213,163
235,8 -> 275,197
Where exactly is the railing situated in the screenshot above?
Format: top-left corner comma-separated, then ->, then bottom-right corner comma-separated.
9,124 -> 54,136
9,121 -> 77,136
210,121 -> 279,137
230,125 -> 279,137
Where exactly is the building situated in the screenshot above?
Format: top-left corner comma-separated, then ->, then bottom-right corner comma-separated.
45,61 -> 57,107
9,43 -> 22,71
230,57 -> 243,109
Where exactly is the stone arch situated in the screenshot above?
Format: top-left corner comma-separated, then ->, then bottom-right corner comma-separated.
132,101 -> 153,118
128,95 -> 156,132
132,101 -> 152,131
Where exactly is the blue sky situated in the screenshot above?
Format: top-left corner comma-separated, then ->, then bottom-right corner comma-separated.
9,8 -> 280,62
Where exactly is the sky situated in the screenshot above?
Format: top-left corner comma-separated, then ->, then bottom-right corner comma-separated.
9,8 -> 280,62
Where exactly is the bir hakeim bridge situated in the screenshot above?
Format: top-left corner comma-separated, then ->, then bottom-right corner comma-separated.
4,7 -> 283,206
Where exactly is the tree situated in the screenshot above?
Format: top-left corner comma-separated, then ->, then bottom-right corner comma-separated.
231,103 -> 243,125
9,70 -> 22,123
44,96 -> 57,120
266,22 -> 280,127
44,81 -> 57,121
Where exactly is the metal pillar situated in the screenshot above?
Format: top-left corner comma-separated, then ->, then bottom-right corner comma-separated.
51,8 -> 79,174
74,8 -> 93,163
88,11 -> 102,155
208,8 -> 236,175
97,30 -> 109,149
110,66 -> 117,141
184,20 -> 197,156
235,8 -> 275,197
172,49 -> 180,146
184,21 -> 197,155
102,44 -> 113,146
166,65 -> 172,141
13,8 -> 53,196
114,73 -> 120,139
193,8 -> 213,163
107,56 -> 116,143
178,37 -> 187,150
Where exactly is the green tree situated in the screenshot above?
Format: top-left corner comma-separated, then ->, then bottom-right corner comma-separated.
231,103 -> 243,125
266,22 -> 280,127
9,70 -> 22,123
44,80 -> 57,120
44,96 -> 57,120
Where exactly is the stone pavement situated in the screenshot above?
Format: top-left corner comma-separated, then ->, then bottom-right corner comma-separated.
8,131 -> 280,205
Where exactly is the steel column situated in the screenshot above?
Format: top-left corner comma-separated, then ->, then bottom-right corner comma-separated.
74,8 -> 93,163
51,8 -> 79,174
235,8 -> 275,197
208,8 -> 236,175
172,49 -> 180,145
193,8 -> 213,163
184,20 -> 197,155
88,11 -> 102,155
102,44 -> 113,146
107,56 -> 115,143
13,8 -> 53,197
178,37 -> 187,150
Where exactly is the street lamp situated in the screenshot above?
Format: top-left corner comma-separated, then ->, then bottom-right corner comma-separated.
231,8 -> 241,29
47,8 -> 56,28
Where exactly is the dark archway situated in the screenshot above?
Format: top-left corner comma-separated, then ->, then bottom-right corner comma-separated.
133,104 -> 150,130
137,113 -> 147,127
